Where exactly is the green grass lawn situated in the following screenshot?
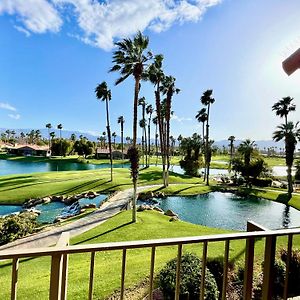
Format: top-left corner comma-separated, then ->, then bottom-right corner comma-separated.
0,210 -> 299,300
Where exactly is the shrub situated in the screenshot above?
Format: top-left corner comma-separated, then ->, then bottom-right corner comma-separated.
251,178 -> 272,187
158,253 -> 219,299
281,248 -> 300,296
0,212 -> 37,245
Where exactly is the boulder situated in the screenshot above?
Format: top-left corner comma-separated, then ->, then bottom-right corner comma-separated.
169,216 -> 179,222
153,207 -> 164,213
51,195 -> 63,202
42,197 -> 51,204
137,205 -> 147,212
165,209 -> 178,217
82,203 -> 96,209
155,192 -> 166,199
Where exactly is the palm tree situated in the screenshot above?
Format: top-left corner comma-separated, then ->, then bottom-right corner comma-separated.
46,123 -> 52,149
273,122 -> 300,197
200,90 -> 215,186
95,81 -> 113,181
195,108 -> 208,181
126,136 -> 131,145
160,75 -> 180,186
102,131 -> 106,147
57,124 -> 63,158
138,97 -> 148,166
110,31 -> 153,222
20,132 -> 25,144
112,132 -> 117,149
118,116 -> 125,162
228,135 -> 235,170
152,116 -> 159,165
146,104 -> 153,165
70,133 -> 76,142
272,97 -> 296,127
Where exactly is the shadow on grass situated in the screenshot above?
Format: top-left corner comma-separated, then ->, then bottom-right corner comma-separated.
73,221 -> 133,245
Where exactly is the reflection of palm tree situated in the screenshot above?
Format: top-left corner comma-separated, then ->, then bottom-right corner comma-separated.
95,81 -> 113,181
118,116 -> 125,162
273,122 -> 300,197
110,31 -> 152,223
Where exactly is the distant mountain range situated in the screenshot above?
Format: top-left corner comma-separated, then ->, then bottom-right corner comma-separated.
0,128 -> 287,149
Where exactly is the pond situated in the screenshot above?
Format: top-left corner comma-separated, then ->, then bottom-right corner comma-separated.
145,192 -> 300,231
0,159 -> 129,176
0,194 -> 107,223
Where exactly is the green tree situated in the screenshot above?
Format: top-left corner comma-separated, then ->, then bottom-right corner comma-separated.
152,116 -> 159,165
273,122 -> 300,197
138,97 -> 148,166
112,132 -> 117,149
57,124 -> 63,158
200,90 -> 215,185
118,116 -> 125,162
228,135 -> 235,171
95,81 -> 113,181
146,104 -> 153,165
110,31 -> 152,222
46,123 -> 52,149
272,97 -> 296,127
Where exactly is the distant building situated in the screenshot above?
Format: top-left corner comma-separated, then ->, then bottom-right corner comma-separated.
95,148 -> 127,159
7,144 -> 51,157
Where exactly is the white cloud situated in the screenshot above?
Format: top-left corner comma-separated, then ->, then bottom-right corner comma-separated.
8,113 -> 21,120
171,113 -> 192,122
0,102 -> 17,111
0,0 -> 222,50
14,25 -> 31,37
0,0 -> 62,33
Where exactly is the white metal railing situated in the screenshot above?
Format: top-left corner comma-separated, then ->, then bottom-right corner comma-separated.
1,222 -> 300,300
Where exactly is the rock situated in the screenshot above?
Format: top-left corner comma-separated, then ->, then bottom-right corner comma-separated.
54,217 -> 62,223
137,205 -> 146,212
155,192 -> 166,199
165,209 -> 178,217
82,203 -> 96,209
42,197 -> 51,204
169,216 -> 179,222
51,195 -> 63,202
153,207 -> 164,213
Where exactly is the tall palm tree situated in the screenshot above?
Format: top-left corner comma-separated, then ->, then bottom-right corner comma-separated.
138,97 -> 147,166
238,139 -> 256,184
57,124 -> 63,158
95,81 -> 113,181
152,116 -> 159,165
272,97 -> 296,127
102,131 -> 106,147
46,123 -> 52,149
70,133 -> 76,142
200,90 -> 215,186
112,132 -> 117,149
195,108 -> 208,181
273,122 -> 300,197
20,132 -> 25,144
146,104 -> 153,165
110,31 -> 152,222
228,135 -> 235,171
160,75 -> 180,186
118,116 -> 125,162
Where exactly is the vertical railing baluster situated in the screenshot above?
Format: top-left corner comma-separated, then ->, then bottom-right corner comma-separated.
200,241 -> 208,300
243,236 -> 255,300
120,249 -> 127,300
283,234 -> 293,300
49,254 -> 63,300
61,253 -> 69,300
149,247 -> 156,300
88,252 -> 96,300
221,240 -> 230,300
11,258 -> 19,300
175,244 -> 183,300
262,235 -> 277,300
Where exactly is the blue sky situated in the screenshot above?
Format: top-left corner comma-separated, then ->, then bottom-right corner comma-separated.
0,0 -> 300,141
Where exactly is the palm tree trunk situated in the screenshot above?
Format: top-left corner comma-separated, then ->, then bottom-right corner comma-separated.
148,122 -> 151,166
202,122 -> 206,182
105,99 -> 113,181
165,93 -> 171,187
121,123 -> 124,166
287,164 -> 294,197
155,125 -> 158,166
206,104 -> 210,186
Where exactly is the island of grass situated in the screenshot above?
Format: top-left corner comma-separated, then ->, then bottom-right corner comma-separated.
0,210 -> 299,299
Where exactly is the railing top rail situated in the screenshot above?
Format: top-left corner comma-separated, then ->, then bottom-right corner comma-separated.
1,227 -> 299,259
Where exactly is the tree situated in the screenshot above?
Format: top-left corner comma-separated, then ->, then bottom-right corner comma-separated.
57,124 -> 63,158
112,132 -> 117,149
46,123 -> 52,149
195,108 -> 208,181
146,104 -> 153,166
110,31 -> 152,222
95,81 -> 113,181
160,75 -> 180,186
102,131 -> 106,147
118,116 -> 125,162
295,160 -> 300,181
272,97 -> 296,127
138,97 -> 148,166
273,122 -> 300,197
153,116 -> 159,165
70,133 -> 76,142
200,90 -> 215,186
228,135 -> 235,171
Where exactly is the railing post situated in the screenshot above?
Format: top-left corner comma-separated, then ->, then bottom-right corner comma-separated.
49,232 -> 69,300
243,221 -> 267,300
262,235 -> 277,300
11,258 -> 19,300
175,244 -> 183,300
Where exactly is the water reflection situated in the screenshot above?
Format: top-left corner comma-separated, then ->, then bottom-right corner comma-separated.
282,205 -> 291,228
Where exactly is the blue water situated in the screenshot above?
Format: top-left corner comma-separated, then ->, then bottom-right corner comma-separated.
0,194 -> 108,223
0,159 -> 129,176
151,192 -> 300,230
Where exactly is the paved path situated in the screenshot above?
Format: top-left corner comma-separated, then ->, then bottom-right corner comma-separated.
0,188 -> 138,251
